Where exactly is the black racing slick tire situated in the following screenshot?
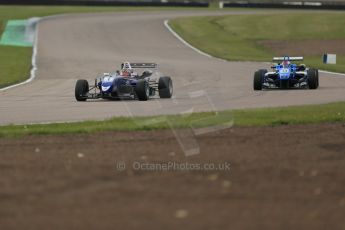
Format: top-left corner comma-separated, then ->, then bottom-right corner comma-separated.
253,69 -> 266,90
135,80 -> 150,101
75,79 -> 89,101
308,68 -> 319,89
158,76 -> 173,98
315,69 -> 319,87
280,80 -> 289,89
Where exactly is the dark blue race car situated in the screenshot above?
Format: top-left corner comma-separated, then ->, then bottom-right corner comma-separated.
75,62 -> 173,101
253,56 -> 319,90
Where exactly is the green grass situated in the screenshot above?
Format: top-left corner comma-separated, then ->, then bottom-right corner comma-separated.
170,13 -> 345,72
0,46 -> 32,88
1,102 -> 345,138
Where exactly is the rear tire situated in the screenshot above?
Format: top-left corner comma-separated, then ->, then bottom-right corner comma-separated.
308,68 -> 318,89
135,80 -> 149,101
158,76 -> 173,98
75,79 -> 89,101
253,69 -> 266,90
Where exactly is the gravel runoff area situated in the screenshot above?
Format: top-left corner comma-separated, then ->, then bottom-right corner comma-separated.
0,123 -> 345,229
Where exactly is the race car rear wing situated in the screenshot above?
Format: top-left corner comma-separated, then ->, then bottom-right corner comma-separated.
129,63 -> 157,68
273,57 -> 304,61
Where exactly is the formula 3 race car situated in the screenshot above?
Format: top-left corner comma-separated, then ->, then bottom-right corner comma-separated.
75,62 -> 173,101
253,56 -> 319,90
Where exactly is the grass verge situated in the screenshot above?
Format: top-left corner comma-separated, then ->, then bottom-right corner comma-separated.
0,46 -> 32,88
169,12 -> 345,73
1,102 -> 345,138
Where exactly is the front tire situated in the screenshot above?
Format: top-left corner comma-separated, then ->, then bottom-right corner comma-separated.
308,68 -> 319,89
75,79 -> 89,101
158,76 -> 173,98
253,69 -> 266,90
315,69 -> 319,87
280,80 -> 289,89
135,80 -> 149,101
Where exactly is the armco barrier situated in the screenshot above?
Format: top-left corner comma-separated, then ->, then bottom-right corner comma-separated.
222,1 -> 345,10
0,0 -> 209,7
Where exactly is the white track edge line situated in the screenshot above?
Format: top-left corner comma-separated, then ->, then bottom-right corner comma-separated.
0,19 -> 40,92
0,13 -> 79,92
164,19 -> 213,59
164,19 -> 345,77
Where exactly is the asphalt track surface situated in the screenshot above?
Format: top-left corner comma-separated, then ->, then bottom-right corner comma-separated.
1,10 -> 345,125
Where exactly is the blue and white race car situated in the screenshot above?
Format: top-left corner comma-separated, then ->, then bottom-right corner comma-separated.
75,62 -> 173,101
253,56 -> 319,90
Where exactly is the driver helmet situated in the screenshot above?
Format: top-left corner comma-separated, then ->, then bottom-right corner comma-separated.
121,62 -> 133,77
282,56 -> 290,67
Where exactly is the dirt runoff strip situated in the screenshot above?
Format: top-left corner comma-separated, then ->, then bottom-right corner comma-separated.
0,123 -> 345,229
